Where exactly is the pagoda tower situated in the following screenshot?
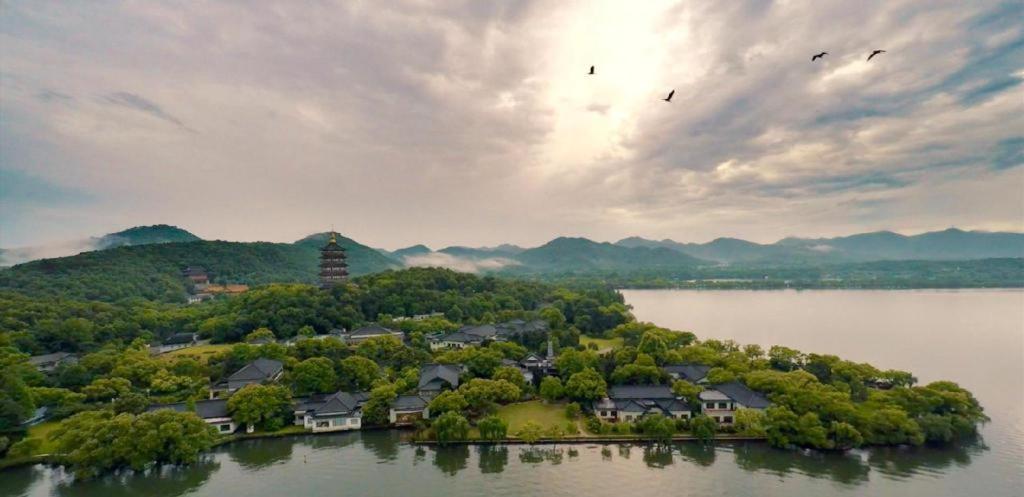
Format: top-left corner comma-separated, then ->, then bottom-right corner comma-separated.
319,231 -> 349,288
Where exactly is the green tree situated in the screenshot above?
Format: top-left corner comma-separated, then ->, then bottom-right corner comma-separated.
478,415 -> 509,441
428,390 -> 469,415
82,377 -> 132,402
637,414 -> 676,444
458,379 -> 521,413
539,376 -> 564,402
689,415 -> 717,443
492,366 -> 527,391
362,384 -> 398,426
516,420 -> 544,444
433,411 -> 470,445
671,379 -> 701,405
829,421 -> 864,450
564,368 -> 607,402
245,328 -> 276,343
293,357 -> 338,394
565,402 -> 582,419
733,408 -> 768,438
555,349 -> 599,378
339,356 -> 381,391
227,384 -> 293,432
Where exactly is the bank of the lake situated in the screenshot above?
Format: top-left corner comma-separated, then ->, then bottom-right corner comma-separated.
2,289 -> 1020,497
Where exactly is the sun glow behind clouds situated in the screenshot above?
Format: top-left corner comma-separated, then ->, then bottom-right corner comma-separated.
536,0 -> 685,177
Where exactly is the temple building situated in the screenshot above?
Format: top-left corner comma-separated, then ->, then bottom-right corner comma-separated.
319,232 -> 349,288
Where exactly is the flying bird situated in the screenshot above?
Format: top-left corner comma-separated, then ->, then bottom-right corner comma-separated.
663,89 -> 675,102
867,50 -> 886,61
811,52 -> 828,61
588,65 -> 595,75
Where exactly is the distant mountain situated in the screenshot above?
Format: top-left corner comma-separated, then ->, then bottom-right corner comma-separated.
389,244 -> 433,259
617,228 -> 1024,264
96,224 -> 201,249
439,244 -> 525,260
0,224 -> 201,266
511,237 -> 706,272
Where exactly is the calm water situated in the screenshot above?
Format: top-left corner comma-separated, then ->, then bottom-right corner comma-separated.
3,289 -> 1022,497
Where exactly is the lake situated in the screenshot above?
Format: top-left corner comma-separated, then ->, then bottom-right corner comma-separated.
3,289 -> 1022,497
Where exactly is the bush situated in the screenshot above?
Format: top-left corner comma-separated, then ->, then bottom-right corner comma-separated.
565,421 -> 580,435
478,415 -> 509,441
433,412 -> 470,445
585,416 -> 603,434
516,421 -> 544,444
689,415 -> 717,443
7,437 -> 40,458
565,402 -> 582,419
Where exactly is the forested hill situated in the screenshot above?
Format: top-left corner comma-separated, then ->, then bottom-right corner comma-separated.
0,235 -> 399,302
95,224 -> 201,249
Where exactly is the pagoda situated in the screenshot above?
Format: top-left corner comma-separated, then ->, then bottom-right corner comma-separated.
319,232 -> 349,288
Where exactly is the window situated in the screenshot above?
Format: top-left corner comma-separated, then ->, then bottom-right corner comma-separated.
219,424 -> 232,432
723,416 -> 733,424
316,420 -> 330,428
717,402 -> 728,409
705,402 -> 715,409
600,411 -> 608,417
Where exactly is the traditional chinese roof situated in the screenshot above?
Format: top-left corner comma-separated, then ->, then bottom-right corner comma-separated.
663,363 -> 711,382
228,358 -> 283,383
708,381 -> 771,408
418,363 -> 462,390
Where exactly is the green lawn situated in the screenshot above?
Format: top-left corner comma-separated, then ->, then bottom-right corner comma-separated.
493,400 -> 574,435
580,336 -> 623,352
157,344 -> 233,364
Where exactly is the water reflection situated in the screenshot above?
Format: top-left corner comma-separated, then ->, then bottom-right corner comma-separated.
676,442 -> 716,467
52,461 -> 219,497
642,446 -> 674,468
865,437 -> 986,480
732,443 -> 869,486
228,439 -> 293,470
431,445 -> 469,476
518,447 -> 564,465
361,430 -> 401,461
477,445 -> 508,474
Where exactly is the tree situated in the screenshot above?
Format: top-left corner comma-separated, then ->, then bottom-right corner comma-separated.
689,415 -> 717,443
539,376 -> 564,402
733,408 -> 768,438
478,415 -> 509,441
492,366 -> 527,391
555,349 -> 599,378
671,380 -> 701,405
705,367 -> 737,384
51,410 -> 217,477
361,384 -> 398,426
829,421 -> 864,450
610,354 -> 663,385
339,356 -> 380,391
768,346 -> 804,372
433,411 -> 470,445
297,325 -> 316,338
516,420 -> 544,444
227,384 -> 293,432
113,392 -> 151,414
565,402 -> 582,419
637,414 -> 676,444
82,377 -> 132,402
428,391 -> 468,415
245,328 -> 276,344
293,357 -> 338,395
539,307 -> 566,329
458,379 -> 521,413
564,368 -> 607,402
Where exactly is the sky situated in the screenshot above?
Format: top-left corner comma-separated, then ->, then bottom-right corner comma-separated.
1,0 -> 1022,251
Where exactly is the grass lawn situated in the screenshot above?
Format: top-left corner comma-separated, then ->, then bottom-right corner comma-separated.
157,343 -> 233,364
580,336 -> 623,352
13,421 -> 61,457
494,400 -> 574,435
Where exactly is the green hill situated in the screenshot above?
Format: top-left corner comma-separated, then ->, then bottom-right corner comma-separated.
96,224 -> 201,248
510,237 -> 707,273
0,233 -> 399,303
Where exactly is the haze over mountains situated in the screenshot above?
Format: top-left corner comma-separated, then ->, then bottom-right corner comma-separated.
3,224 -> 1023,270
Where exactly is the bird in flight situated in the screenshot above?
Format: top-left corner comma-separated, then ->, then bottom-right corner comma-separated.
588,65 -> 595,75
867,50 -> 886,61
663,89 -> 675,102
811,51 -> 828,61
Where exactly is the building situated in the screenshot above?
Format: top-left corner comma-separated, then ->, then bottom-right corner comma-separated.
698,381 -> 771,424
187,293 -> 214,305
319,232 -> 349,288
27,352 -> 76,373
390,395 -> 430,425
294,391 -> 367,432
148,399 -> 238,434
182,266 -> 210,285
427,319 -> 549,350
593,385 -> 692,423
418,363 -> 462,397
151,333 -> 199,355
663,363 -> 711,384
210,358 -> 284,398
343,324 -> 404,344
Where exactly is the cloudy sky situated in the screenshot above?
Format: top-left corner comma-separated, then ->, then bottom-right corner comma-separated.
1,0 -> 1022,251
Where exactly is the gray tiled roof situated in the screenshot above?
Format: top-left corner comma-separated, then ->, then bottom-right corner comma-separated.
27,352 -> 72,366
608,385 -> 675,400
663,363 -> 711,382
418,364 -> 461,390
228,358 -> 283,382
391,395 -> 428,410
710,381 -> 770,408
148,399 -> 230,420
348,324 -> 401,337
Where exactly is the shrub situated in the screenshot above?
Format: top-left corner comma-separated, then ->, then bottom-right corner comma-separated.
565,402 -> 582,419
